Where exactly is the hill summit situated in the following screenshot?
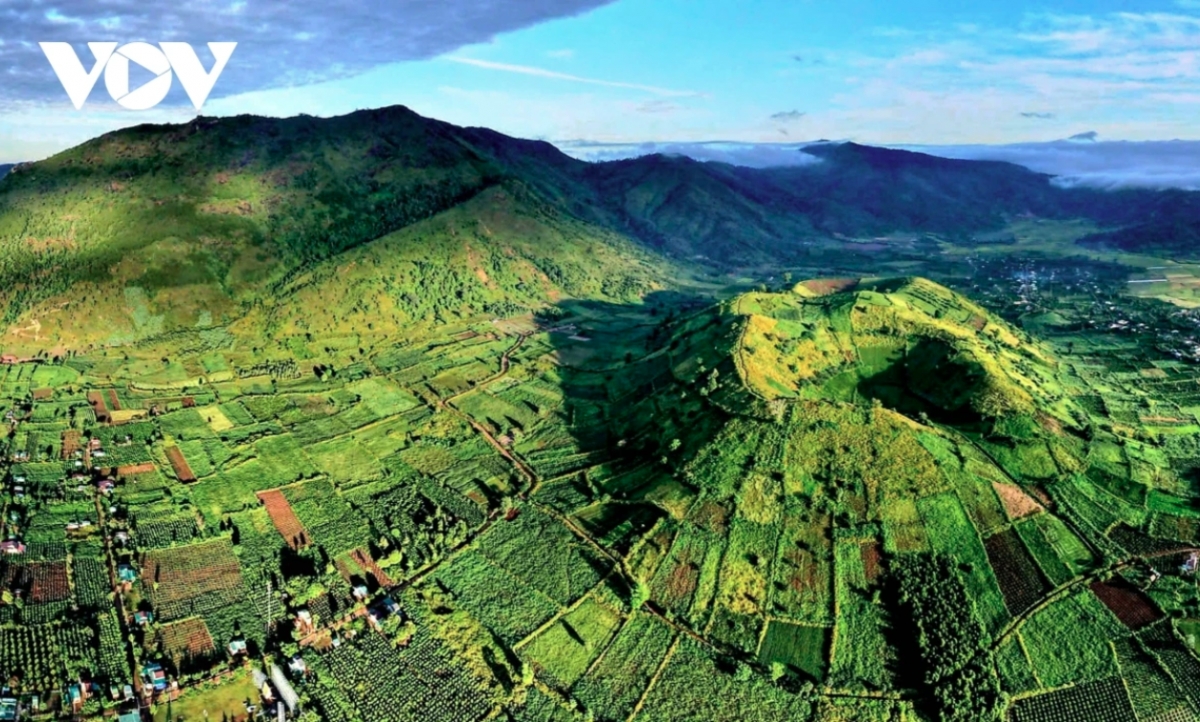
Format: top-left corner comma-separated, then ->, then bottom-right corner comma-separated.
657,277 -> 1066,431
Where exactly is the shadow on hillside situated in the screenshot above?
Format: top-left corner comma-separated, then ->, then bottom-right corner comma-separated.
528,289 -> 719,544
855,337 -> 989,429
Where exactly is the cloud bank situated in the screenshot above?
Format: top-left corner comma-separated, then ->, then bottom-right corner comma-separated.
904,138 -> 1200,190
559,136 -> 1200,190
0,0 -> 616,106
557,140 -> 825,168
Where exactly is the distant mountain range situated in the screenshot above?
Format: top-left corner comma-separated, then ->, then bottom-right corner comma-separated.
0,164 -> 13,181
0,105 -> 1197,350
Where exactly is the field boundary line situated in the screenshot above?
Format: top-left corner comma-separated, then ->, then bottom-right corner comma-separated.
626,631 -> 681,722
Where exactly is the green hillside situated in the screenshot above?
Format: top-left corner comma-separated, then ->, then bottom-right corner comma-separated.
5,106 -> 1200,356
0,108 -> 678,352
562,278 -> 1199,721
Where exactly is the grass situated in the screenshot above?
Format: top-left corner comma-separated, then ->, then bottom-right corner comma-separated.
519,597 -> 622,689
757,620 -> 828,682
917,492 -> 1010,633
151,669 -> 258,722
1019,591 -> 1123,688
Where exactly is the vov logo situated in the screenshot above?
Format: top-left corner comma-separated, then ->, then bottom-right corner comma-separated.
40,42 -> 237,110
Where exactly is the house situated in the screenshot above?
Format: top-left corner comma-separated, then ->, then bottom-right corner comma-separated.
114,531 -> 130,545
0,541 -> 25,555
351,584 -> 369,601
133,611 -> 153,626
0,697 -> 15,722
268,665 -> 300,714
67,684 -> 83,713
1182,551 -> 1199,576
287,656 -> 307,676
294,610 -> 315,635
228,638 -> 248,656
98,479 -> 116,495
141,663 -> 167,692
118,564 -> 137,583
367,595 -> 401,627
117,710 -> 141,722
253,668 -> 274,704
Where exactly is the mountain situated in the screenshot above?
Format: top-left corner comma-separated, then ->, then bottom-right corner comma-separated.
0,107 -> 670,351
740,143 -> 1066,237
2,105 -> 1200,352
581,278 -> 1092,720
611,276 -> 1074,467
1074,189 -> 1200,259
0,164 -> 12,181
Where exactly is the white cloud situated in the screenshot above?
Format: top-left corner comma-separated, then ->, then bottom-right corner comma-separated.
0,0 -> 618,106
443,56 -> 702,97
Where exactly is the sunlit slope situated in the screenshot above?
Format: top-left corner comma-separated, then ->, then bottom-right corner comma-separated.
628,277 -> 1075,435
0,107 -> 674,352
240,182 -> 667,339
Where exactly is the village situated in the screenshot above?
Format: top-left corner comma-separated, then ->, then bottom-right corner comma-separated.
0,357 -> 423,721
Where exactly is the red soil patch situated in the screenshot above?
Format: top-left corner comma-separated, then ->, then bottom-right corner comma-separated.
861,540 -> 883,583
992,482 -> 1044,521
1089,578 -> 1162,629
157,617 -> 216,660
29,561 -> 70,603
797,278 -> 860,296
3,561 -> 71,603
87,390 -> 111,424
61,430 -> 81,459
31,388 -> 52,401
662,559 -> 699,608
117,462 -> 156,477
106,388 -> 122,411
165,446 -> 196,482
256,489 -> 308,549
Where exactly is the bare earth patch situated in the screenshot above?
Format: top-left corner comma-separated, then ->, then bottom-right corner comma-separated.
992,481 -> 1044,520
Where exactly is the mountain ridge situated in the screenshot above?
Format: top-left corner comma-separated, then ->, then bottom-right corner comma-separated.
2,104 -> 1200,352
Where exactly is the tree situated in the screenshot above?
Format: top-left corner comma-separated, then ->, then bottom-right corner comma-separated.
769,661 -> 787,682
631,581 -> 651,610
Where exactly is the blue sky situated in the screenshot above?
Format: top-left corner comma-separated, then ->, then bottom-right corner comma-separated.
3,0 -> 1200,162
